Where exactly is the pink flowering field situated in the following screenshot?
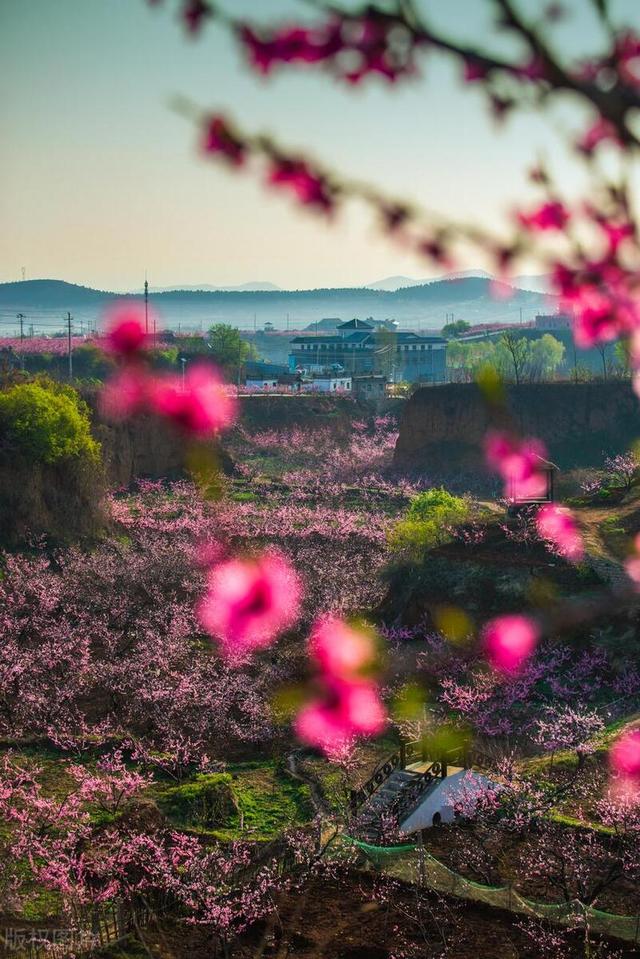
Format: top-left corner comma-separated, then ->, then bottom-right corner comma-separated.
7,0 -> 640,954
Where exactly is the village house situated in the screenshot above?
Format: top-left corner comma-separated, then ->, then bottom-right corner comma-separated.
288,318 -> 447,383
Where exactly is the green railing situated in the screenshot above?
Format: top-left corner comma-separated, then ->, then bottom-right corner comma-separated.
339,835 -> 640,944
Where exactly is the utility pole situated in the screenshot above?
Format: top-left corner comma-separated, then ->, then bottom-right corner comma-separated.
286,312 -> 290,332
144,276 -> 149,334
17,314 -> 25,370
67,312 -> 73,380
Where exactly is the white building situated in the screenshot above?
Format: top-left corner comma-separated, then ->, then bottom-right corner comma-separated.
245,378 -> 279,391
307,375 -> 352,393
400,768 -> 494,832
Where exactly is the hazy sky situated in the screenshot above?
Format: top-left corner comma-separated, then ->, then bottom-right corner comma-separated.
1,0 -> 634,291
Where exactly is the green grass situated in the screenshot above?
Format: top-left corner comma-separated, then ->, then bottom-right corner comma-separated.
154,761 -> 314,840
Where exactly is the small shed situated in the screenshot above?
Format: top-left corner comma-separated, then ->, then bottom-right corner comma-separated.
507,454 -> 559,512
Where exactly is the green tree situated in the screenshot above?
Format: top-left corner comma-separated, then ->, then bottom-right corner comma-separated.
446,339 -> 496,382
0,380 -> 100,464
526,334 -> 565,381
390,487 -> 469,557
207,324 -> 258,373
614,339 -> 630,377
495,331 -> 530,385
441,319 -> 471,339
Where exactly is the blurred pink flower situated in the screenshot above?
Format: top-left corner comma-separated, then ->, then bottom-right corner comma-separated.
104,304 -> 149,358
267,159 -> 335,213
483,614 -> 540,674
484,430 -> 548,499
295,678 -> 385,756
463,57 -> 488,82
616,30 -> 640,89
577,117 -> 620,154
536,504 -> 584,562
197,552 -> 301,661
202,115 -> 246,166
182,0 -> 211,34
151,364 -> 237,436
610,729 -> 640,783
310,617 -> 375,678
518,201 -> 569,232
625,533 -> 640,584
99,367 -> 149,421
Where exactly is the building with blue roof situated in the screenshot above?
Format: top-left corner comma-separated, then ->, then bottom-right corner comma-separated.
288,319 -> 446,383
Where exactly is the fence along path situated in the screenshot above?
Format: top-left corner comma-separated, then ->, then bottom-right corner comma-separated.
4,831 -> 640,955
0,898 -> 163,959
0,835 -> 299,959
341,836 -> 640,944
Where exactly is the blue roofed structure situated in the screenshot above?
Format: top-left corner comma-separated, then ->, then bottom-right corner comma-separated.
288,318 -> 446,383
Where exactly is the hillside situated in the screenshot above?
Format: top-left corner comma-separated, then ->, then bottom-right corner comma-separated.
0,277 -> 552,333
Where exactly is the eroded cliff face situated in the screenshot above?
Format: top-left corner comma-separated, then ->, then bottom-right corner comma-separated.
93,412 -> 223,488
394,382 -> 640,475
92,393 -> 362,487
238,393 -> 366,436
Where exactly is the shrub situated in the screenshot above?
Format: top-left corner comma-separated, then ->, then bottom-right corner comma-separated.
157,773 -> 238,828
405,488 -> 469,524
0,380 -> 100,465
390,487 -> 469,557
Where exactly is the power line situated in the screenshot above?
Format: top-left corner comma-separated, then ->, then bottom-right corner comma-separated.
67,312 -> 73,380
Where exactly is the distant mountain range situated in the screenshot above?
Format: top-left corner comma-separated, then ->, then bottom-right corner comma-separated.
137,281 -> 282,294
0,277 -> 555,334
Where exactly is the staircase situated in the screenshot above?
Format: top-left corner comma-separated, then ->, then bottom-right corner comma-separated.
352,767 -> 441,844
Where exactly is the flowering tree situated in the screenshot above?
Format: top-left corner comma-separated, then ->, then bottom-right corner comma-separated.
156,3 -> 640,731
10,0 -> 640,946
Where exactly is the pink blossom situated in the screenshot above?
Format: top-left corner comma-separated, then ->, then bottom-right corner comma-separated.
536,504 -> 584,563
267,159 -> 335,213
610,729 -> 640,786
99,366 -> 149,421
463,57 -> 488,82
182,0 -> 211,34
104,304 -> 148,358
484,430 -> 548,499
197,553 -> 301,661
238,14 -> 417,85
202,115 -> 245,166
553,259 -> 640,347
517,201 -> 569,232
615,30 -> 640,89
577,117 -> 620,154
514,56 -> 547,81
150,363 -> 237,436
483,614 -> 540,674
625,533 -> 640,584
597,219 -> 634,252
310,617 -> 375,678
238,23 -> 342,74
295,678 -> 385,756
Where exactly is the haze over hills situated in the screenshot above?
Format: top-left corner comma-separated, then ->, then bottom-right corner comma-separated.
0,277 -> 554,335
137,282 -> 282,294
